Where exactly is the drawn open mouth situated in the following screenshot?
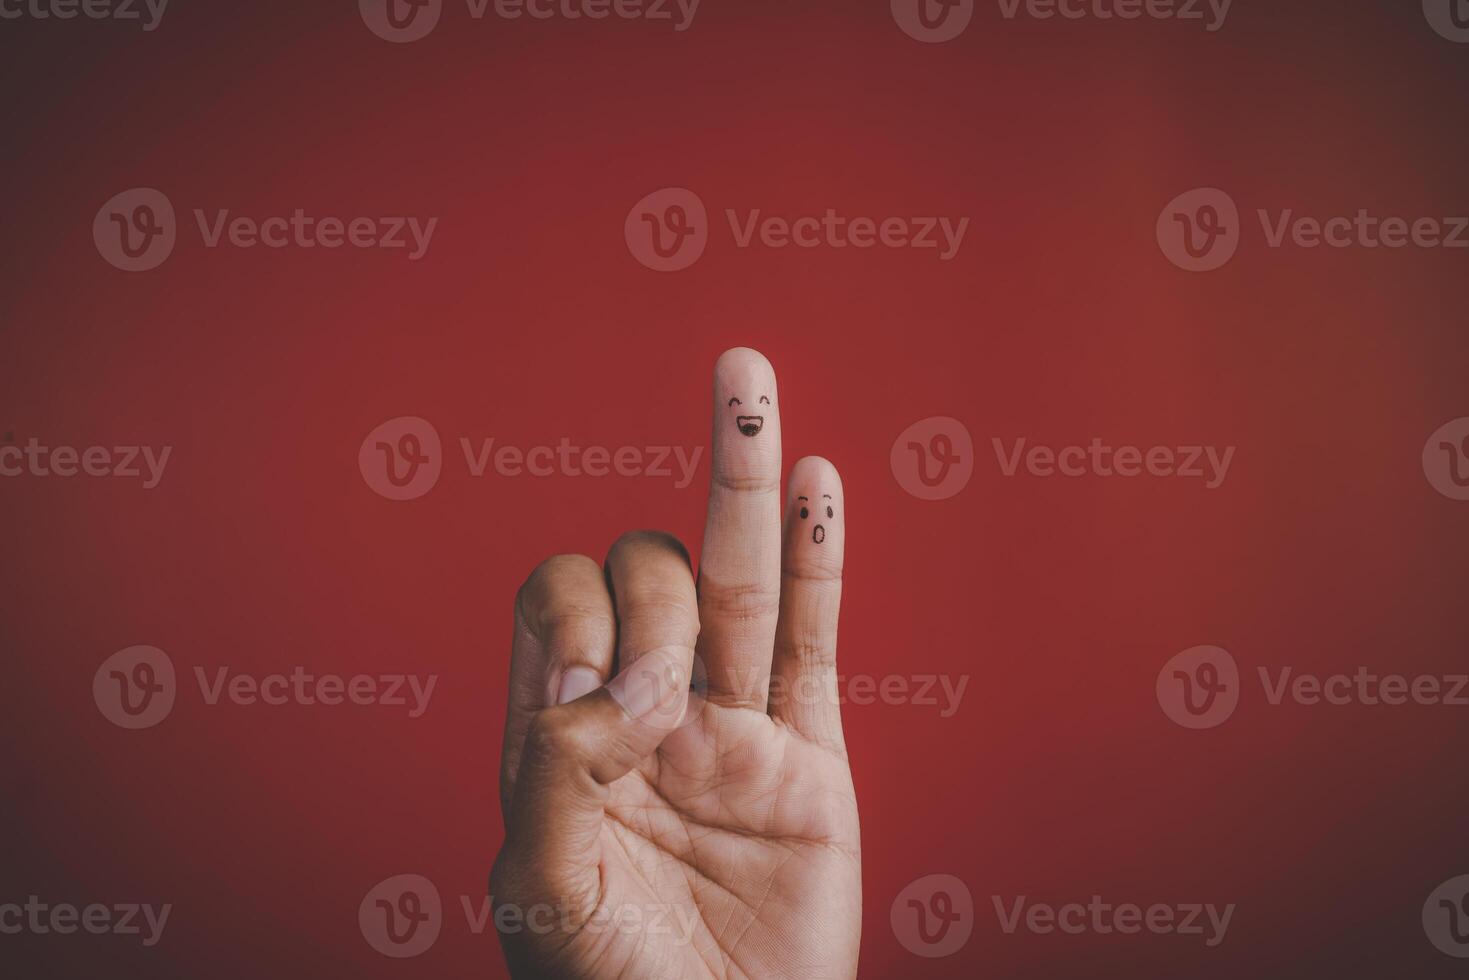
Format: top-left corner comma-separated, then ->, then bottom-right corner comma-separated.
736,415 -> 764,437
812,524 -> 825,544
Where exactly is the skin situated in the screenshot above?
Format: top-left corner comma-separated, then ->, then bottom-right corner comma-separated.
491,348 -> 861,979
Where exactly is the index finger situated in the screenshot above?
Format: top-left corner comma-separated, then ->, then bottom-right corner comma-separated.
696,347 -> 783,710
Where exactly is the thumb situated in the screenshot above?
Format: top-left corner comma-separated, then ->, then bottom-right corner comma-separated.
492,645 -> 693,918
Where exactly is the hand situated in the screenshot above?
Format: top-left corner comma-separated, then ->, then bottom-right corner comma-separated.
490,348 -> 861,979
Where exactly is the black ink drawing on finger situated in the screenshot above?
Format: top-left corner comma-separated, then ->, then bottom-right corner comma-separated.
728,394 -> 769,436
798,494 -> 834,543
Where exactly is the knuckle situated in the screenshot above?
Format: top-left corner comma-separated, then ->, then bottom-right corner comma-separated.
519,553 -> 596,598
517,554 -> 600,619
607,528 -> 690,567
710,470 -> 780,494
526,706 -> 592,760
699,578 -> 782,622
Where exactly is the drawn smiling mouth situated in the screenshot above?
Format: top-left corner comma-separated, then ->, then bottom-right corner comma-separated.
736,415 -> 764,437
812,524 -> 826,544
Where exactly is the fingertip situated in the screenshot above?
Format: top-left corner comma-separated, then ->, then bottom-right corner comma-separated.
715,346 -> 774,378
784,456 -> 845,565
787,456 -> 842,502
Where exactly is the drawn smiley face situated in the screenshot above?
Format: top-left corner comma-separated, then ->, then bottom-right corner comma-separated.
727,394 -> 770,437
797,494 -> 835,543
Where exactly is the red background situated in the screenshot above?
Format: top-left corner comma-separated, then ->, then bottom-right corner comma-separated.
3,1 -> 1467,976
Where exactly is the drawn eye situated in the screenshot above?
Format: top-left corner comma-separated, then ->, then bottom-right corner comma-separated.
800,507 -> 809,519
729,397 -> 741,407
826,506 -> 834,518
759,396 -> 770,404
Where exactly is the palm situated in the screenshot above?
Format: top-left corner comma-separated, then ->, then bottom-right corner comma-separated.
590,706 -> 861,979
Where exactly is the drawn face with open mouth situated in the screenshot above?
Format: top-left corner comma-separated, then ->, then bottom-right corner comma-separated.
727,394 -> 770,437
798,494 -> 835,543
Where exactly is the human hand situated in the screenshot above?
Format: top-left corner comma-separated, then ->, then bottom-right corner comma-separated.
490,347 -> 861,979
